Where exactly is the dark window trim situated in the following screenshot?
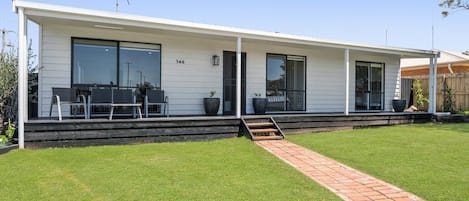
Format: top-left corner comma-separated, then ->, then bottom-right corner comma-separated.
266,53 -> 307,112
355,60 -> 386,111
71,37 -> 162,89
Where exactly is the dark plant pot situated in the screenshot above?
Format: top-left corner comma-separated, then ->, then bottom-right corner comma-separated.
253,98 -> 267,115
392,99 -> 406,112
203,98 -> 220,116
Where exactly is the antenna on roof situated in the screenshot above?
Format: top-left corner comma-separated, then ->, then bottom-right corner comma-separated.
385,28 -> 388,46
431,25 -> 434,50
431,4 -> 435,50
115,0 -> 130,12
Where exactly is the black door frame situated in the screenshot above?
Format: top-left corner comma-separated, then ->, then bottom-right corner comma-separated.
354,61 -> 385,111
223,51 -> 246,115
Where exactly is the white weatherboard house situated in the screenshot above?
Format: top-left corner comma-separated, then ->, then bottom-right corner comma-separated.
13,1 -> 439,148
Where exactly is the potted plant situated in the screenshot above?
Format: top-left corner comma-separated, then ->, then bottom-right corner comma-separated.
392,99 -> 406,112
203,91 -> 220,116
252,93 -> 267,115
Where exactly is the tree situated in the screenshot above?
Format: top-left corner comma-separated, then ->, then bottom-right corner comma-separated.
0,48 -> 18,125
440,0 -> 469,16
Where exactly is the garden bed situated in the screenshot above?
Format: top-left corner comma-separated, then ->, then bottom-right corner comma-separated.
0,144 -> 18,155
433,113 -> 468,123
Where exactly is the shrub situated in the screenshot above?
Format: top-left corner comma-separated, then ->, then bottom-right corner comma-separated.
442,78 -> 455,113
0,120 -> 15,145
412,79 -> 428,111
0,50 -> 18,125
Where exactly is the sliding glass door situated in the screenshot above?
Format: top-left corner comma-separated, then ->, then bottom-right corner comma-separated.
355,61 -> 384,111
266,54 -> 306,112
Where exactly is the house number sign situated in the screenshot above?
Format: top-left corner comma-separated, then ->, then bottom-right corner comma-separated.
176,59 -> 185,64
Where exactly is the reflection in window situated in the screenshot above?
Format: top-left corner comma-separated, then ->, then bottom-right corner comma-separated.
73,39 -> 118,86
72,39 -> 161,89
119,43 -> 161,89
355,61 -> 384,111
266,54 -> 306,112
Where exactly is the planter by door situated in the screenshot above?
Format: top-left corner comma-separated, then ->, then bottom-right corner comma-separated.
253,98 -> 267,115
204,98 -> 220,116
392,99 -> 406,112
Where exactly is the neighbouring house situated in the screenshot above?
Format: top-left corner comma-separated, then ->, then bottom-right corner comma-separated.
401,50 -> 469,77
401,50 -> 469,111
12,1 -> 439,148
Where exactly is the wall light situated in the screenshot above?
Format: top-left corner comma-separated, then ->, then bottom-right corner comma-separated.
212,55 -> 220,66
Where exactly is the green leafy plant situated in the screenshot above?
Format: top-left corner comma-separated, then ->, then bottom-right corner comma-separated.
412,79 -> 429,111
209,91 -> 216,98
0,49 -> 18,125
443,78 -> 455,113
0,120 -> 15,145
456,110 -> 469,116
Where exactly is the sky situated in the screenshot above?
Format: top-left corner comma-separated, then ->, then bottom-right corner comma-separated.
0,0 -> 468,54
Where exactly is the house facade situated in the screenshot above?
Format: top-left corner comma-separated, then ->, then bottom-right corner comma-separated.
13,1 -> 439,148
38,23 -> 405,116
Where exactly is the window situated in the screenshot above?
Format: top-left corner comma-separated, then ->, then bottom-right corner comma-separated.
72,39 -> 118,86
72,38 -> 161,88
119,42 -> 161,88
355,61 -> 384,111
266,54 -> 306,112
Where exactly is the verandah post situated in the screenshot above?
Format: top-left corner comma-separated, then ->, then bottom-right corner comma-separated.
428,56 -> 437,113
236,37 -> 242,118
344,49 -> 350,115
17,7 -> 28,149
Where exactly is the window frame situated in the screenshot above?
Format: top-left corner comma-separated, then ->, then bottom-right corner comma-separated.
354,60 -> 386,111
71,37 -> 162,89
266,53 -> 307,112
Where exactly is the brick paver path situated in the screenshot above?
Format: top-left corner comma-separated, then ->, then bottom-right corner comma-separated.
256,140 -> 423,201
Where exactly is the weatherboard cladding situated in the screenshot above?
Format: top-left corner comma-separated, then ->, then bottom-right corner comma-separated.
39,22 -> 400,116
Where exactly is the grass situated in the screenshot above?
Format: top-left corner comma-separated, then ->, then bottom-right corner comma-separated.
288,123 -> 469,201
0,138 -> 339,201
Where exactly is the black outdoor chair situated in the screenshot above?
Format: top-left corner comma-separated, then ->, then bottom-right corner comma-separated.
109,89 -> 142,120
144,89 -> 169,117
88,88 -> 113,119
49,87 -> 87,121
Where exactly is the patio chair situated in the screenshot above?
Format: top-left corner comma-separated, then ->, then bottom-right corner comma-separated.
49,87 -> 87,121
88,88 -> 113,119
144,89 -> 169,117
109,89 -> 142,120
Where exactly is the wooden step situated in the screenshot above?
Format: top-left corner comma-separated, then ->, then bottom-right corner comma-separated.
251,128 -> 278,133
246,122 -> 274,127
252,135 -> 283,141
241,117 -> 285,141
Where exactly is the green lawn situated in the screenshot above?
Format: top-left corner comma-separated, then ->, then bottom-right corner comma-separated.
288,123 -> 469,201
0,138 -> 339,201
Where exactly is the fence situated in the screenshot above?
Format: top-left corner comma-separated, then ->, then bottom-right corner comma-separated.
404,72 -> 469,112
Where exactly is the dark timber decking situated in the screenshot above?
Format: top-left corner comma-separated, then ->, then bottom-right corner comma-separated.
24,113 -> 432,148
